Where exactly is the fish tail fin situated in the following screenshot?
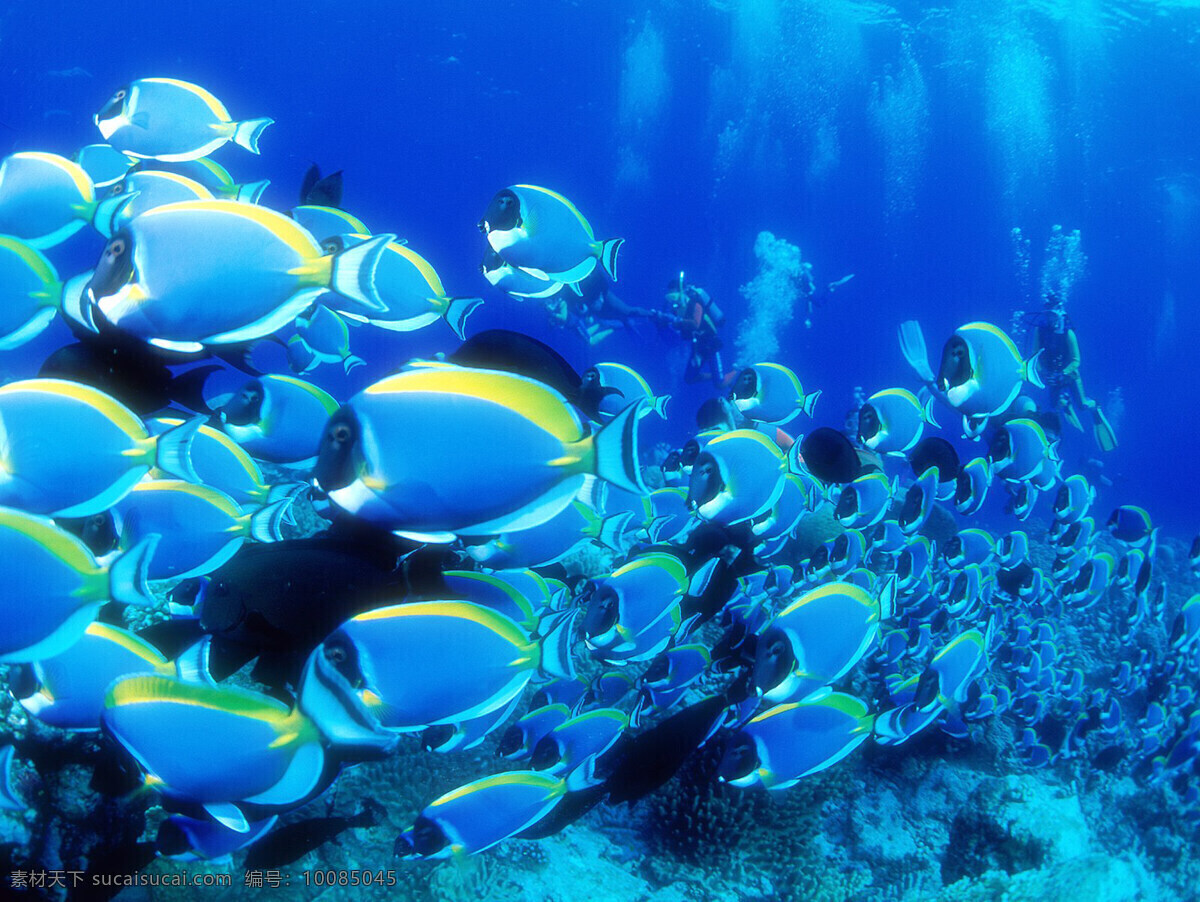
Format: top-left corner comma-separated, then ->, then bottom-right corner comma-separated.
1023,349 -> 1045,389
592,401 -> 648,495
922,395 -> 940,429
155,416 -> 203,483
109,534 -> 160,607
599,238 -> 624,281
595,511 -> 633,551
343,354 -> 366,374
234,179 -> 270,204
330,233 -> 393,312
802,389 -> 821,418
173,637 -> 217,686
878,576 -> 898,621
653,393 -> 671,419
537,609 -> 579,681
567,280 -> 583,297
576,474 -> 608,512
249,498 -> 292,543
232,117 -> 274,154
441,296 -> 483,340
61,272 -> 97,334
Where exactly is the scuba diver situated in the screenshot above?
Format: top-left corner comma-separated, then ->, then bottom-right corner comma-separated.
543,269 -> 661,346
663,274 -> 729,387
1030,293 -> 1116,451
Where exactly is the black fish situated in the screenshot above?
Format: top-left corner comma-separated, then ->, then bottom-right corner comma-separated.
244,800 -> 383,869
799,427 -> 861,484
449,329 -> 583,403
161,527 -> 448,687
300,164 -> 344,208
910,436 -> 960,480
40,340 -> 218,416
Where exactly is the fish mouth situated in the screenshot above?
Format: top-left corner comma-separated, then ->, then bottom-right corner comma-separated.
477,219 -> 489,233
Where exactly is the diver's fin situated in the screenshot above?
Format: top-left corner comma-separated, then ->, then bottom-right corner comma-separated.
898,320 -> 935,384
1092,407 -> 1117,452
1062,402 -> 1083,432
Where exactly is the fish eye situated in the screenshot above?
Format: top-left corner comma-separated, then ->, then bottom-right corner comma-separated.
106,239 -> 126,258
331,423 -> 353,444
110,183 -> 125,196
115,89 -> 126,99
323,241 -> 339,254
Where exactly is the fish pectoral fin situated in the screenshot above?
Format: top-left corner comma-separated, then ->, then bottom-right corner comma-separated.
269,729 -> 299,749
204,802 -> 250,834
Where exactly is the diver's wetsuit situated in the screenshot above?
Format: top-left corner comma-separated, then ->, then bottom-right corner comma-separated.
1034,316 -> 1093,412
672,287 -> 725,387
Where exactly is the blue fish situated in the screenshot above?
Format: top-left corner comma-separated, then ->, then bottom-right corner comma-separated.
396,771 -> 566,858
310,600 -> 576,732
687,429 -> 787,527
753,581 -> 889,704
719,691 -> 873,790
498,703 -> 573,760
530,708 -> 628,789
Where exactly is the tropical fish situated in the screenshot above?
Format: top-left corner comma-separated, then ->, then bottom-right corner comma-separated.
0,236 -> 75,349
396,771 -> 566,858
934,322 -> 1043,437
586,362 -> 671,421
146,417 -> 306,511
215,374 -> 340,465
688,429 -> 787,526
97,169 -> 214,236
753,581 -> 890,704
989,418 -> 1056,483
116,480 -> 288,581
156,814 -> 277,863
95,78 -> 273,161
729,363 -> 820,426
0,152 -> 119,248
308,600 -> 576,731
85,199 -> 394,353
719,691 -> 873,790
102,673 -> 382,832
289,306 -> 365,374
313,364 -> 646,541
834,471 -> 895,529
0,379 -> 198,516
953,456 -> 992,515
857,388 -> 936,454
582,553 -> 688,662
1107,505 -> 1154,547
331,235 -> 481,339
423,694 -> 523,754
479,184 -> 622,285
1052,474 -> 1095,526
498,704 -> 574,760
530,708 -> 628,789
13,621 -> 173,730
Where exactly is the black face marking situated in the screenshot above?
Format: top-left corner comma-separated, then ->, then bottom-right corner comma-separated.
857,404 -> 880,443
313,406 -> 361,493
989,429 -> 1011,464
530,736 -> 563,771
731,368 -> 757,400
222,379 -> 265,426
687,455 -> 723,511
407,816 -> 449,857
914,668 -> 941,712
87,229 -> 136,302
582,586 -> 620,640
937,335 -> 971,391
321,630 -> 363,686
835,486 -> 858,521
96,85 -> 129,122
1054,483 -> 1071,513
752,628 -> 795,696
717,733 -> 758,782
900,484 -> 923,527
479,189 -> 520,233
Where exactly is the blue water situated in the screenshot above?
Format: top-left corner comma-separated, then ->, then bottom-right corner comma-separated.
4,0 -> 1197,534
